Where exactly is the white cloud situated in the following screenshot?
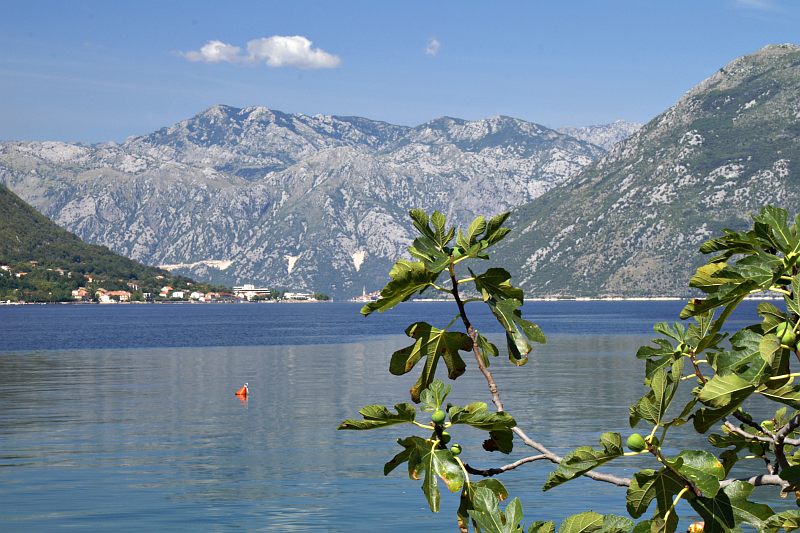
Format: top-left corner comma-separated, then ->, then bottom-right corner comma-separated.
183,40 -> 243,63
425,38 -> 441,56
181,36 -> 341,69
246,36 -> 341,68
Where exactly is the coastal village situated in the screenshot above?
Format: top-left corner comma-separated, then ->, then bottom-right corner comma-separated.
0,261 -> 326,304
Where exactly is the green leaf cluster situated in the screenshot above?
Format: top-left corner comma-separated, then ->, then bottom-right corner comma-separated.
384,435 -> 465,512
468,487 -> 632,533
391,322 -> 472,402
361,210 -> 544,398
340,380 -> 520,521
343,205 -> 800,532
449,401 -> 516,454
475,268 -> 545,365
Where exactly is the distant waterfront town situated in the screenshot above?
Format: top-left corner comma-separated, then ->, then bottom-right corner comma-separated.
0,262 -> 784,305
0,261 -> 332,304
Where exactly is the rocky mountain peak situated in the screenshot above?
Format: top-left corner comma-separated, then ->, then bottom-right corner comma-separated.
685,42 -> 800,101
402,115 -> 593,158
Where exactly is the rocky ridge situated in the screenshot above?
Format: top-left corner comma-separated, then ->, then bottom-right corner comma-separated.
557,121 -> 643,150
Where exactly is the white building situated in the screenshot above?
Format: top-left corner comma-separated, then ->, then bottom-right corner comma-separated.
283,292 -> 316,301
233,284 -> 274,301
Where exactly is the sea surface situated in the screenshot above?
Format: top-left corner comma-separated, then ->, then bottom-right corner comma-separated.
0,301 -> 791,530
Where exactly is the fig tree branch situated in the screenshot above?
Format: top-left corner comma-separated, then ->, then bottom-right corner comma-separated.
723,420 -> 796,445
776,412 -> 800,441
465,454 -> 549,476
774,413 -> 800,473
731,410 -> 772,437
720,474 -> 788,489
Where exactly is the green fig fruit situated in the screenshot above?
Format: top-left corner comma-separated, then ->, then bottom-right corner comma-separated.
626,433 -> 646,452
777,322 -> 797,348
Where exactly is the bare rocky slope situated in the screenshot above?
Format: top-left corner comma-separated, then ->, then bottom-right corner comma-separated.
557,121 -> 643,150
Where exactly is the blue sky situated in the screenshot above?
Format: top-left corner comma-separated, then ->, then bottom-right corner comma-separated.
1,0 -> 798,142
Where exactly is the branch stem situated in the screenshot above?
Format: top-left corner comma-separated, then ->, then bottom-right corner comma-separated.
447,262 -> 632,487
769,286 -> 792,296
720,474 -> 788,488
723,420 -> 789,444
689,350 -> 708,384
455,456 -> 471,485
448,264 -> 505,412
431,283 -> 451,293
766,372 -> 800,382
465,455 -> 548,477
664,487 -> 690,526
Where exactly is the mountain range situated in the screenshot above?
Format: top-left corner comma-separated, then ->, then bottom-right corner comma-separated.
0,106 -> 620,296
1,44 -> 797,299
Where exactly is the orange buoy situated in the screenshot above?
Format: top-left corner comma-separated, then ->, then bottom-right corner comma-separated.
235,382 -> 249,397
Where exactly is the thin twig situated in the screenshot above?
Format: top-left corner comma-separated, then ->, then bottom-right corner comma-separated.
510,426 -> 632,487
776,413 -> 800,441
720,474 -> 788,488
689,350 -> 708,385
723,420 -> 798,445
465,455 -> 548,477
774,413 -> 800,474
448,265 -> 505,412
731,410 -> 774,438
762,454 -> 776,475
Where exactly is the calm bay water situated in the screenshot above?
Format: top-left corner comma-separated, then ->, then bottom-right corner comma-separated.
0,301 -> 789,530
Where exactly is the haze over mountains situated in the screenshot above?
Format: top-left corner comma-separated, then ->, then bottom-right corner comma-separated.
1,44 -> 797,299
0,106 -> 617,296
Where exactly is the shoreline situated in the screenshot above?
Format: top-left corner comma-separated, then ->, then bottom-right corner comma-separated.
415,295 -> 782,303
1,295 -> 784,306
0,299 -> 332,306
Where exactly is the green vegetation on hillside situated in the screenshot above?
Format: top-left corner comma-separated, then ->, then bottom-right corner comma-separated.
0,184 -> 222,302
494,44 -> 800,298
